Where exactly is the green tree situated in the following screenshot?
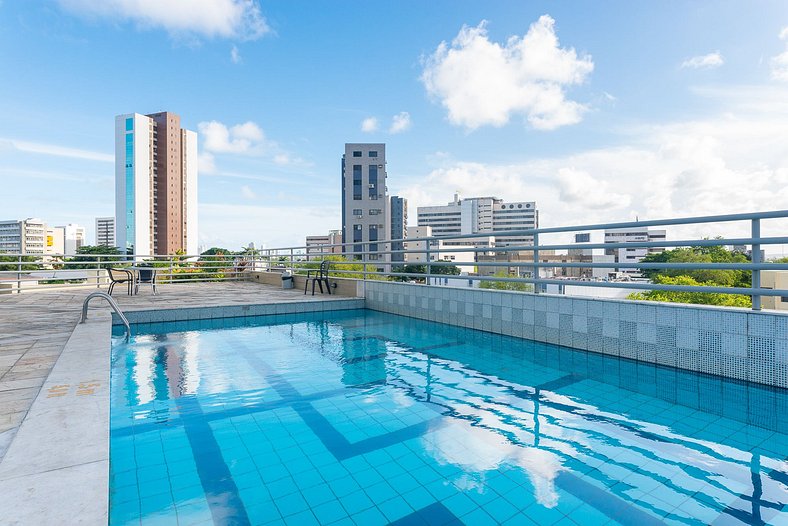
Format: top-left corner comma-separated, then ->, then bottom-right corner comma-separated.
628,275 -> 751,307
66,245 -> 123,269
295,255 -> 388,280
0,255 -> 38,272
390,263 -> 461,282
639,243 -> 750,287
480,270 -> 533,292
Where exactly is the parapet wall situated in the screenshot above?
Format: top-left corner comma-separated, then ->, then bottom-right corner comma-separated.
363,281 -> 788,388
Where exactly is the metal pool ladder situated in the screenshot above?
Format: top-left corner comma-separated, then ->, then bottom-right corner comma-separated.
81,291 -> 131,341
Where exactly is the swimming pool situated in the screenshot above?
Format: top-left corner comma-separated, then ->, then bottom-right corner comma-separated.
109,309 -> 788,525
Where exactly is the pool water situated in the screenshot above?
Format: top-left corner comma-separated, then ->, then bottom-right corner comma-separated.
109,309 -> 788,525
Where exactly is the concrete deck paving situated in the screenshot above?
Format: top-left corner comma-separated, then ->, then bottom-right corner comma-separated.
0,281 -> 355,462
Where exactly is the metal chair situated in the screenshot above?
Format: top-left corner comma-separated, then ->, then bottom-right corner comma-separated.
304,260 -> 331,295
134,267 -> 157,295
107,268 -> 134,295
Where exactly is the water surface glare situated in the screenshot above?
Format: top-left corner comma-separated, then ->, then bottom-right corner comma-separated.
110,309 -> 788,525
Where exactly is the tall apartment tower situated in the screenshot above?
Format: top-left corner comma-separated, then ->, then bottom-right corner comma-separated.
95,217 -> 116,247
390,196 -> 407,263
115,112 -> 198,256
341,143 -> 389,267
59,224 -> 86,254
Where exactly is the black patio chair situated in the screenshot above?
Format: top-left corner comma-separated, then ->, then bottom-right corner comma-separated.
107,268 -> 134,296
304,260 -> 332,295
134,267 -> 158,295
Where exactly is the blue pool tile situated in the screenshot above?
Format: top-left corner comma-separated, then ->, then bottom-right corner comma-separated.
377,495 -> 415,522
350,506 -> 388,526
283,509 -> 320,526
339,491 -> 375,515
312,499 -> 348,524
274,492 -> 310,518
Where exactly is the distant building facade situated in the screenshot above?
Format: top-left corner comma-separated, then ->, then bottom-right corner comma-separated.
95,217 -> 116,247
115,111 -> 198,256
604,227 -> 666,276
390,196 -> 407,263
0,218 -> 46,254
59,224 -> 85,254
46,227 -> 64,255
341,143 -> 389,267
417,194 -> 538,247
305,230 -> 343,260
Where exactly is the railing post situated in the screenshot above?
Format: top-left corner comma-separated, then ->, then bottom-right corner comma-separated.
533,232 -> 540,294
96,256 -> 101,289
17,254 -> 22,294
425,239 -> 431,286
363,243 -> 368,282
751,218 -> 761,311
290,249 -> 294,274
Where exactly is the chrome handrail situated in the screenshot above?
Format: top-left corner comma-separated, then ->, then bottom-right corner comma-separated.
80,291 -> 131,341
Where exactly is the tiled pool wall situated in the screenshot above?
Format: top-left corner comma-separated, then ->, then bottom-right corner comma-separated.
111,298 -> 365,325
364,281 -> 788,389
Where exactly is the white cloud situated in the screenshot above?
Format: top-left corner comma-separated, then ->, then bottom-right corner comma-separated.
361,117 -> 379,133
240,185 -> 256,199
771,27 -> 788,82
230,45 -> 241,64
389,112 -> 412,134
421,16 -> 593,130
58,0 -> 269,40
198,151 -> 217,174
395,86 -> 788,243
555,167 -> 631,209
681,51 -> 724,70
0,138 -> 112,162
198,120 -> 264,154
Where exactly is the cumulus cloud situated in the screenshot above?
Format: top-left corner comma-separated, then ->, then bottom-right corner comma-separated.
198,151 -> 217,174
57,0 -> 270,41
771,27 -> 788,82
681,51 -> 724,70
230,45 -> 241,64
395,86 -> 788,243
389,112 -> 412,134
198,120 -> 264,154
240,185 -> 256,199
360,117 -> 379,133
421,16 -> 593,130
555,167 -> 631,209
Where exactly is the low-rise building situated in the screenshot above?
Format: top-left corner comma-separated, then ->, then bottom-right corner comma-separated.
0,218 -> 47,254
604,227 -> 666,276
305,230 -> 343,260
95,217 -> 116,247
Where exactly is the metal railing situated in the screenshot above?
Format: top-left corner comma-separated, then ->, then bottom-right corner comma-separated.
2,210 -> 787,311
262,210 -> 788,311
80,291 -> 130,340
0,252 -> 258,294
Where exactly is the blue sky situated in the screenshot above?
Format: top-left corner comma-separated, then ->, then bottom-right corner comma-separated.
1,1 -> 787,251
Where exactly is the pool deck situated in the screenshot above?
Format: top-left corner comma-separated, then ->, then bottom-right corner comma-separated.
0,281 -> 356,462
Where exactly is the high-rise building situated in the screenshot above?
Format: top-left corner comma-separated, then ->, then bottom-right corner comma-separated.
0,218 -> 46,254
95,217 -> 116,247
305,230 -> 343,260
341,143 -> 389,267
417,194 -> 538,247
604,227 -> 666,276
390,196 -> 407,263
115,111 -> 198,256
59,224 -> 85,254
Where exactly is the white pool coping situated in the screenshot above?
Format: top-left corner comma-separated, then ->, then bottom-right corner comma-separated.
0,312 -> 111,525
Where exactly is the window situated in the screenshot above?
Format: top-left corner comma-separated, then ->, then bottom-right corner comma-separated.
369,224 -> 378,252
353,209 -> 363,216
353,151 -> 362,157
369,151 -> 378,157
369,209 -> 381,215
353,165 -> 362,200
368,164 -> 378,198
125,118 -> 133,131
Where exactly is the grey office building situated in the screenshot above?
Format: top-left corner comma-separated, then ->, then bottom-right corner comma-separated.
341,143 -> 390,268
390,196 -> 407,263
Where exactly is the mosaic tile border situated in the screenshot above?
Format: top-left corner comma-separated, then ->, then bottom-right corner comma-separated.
363,282 -> 788,389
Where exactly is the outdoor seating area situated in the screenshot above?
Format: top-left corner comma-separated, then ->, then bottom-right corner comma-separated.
107,267 -> 158,296
304,259 -> 332,295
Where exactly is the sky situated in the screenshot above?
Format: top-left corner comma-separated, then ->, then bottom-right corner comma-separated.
1,0 -> 787,253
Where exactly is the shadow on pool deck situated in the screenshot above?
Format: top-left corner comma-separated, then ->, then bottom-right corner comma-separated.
0,281 -> 355,461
